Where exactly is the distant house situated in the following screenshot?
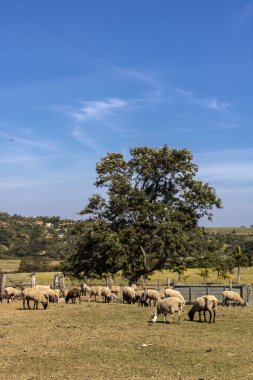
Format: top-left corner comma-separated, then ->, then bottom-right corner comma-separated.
45,222 -> 52,228
34,220 -> 44,226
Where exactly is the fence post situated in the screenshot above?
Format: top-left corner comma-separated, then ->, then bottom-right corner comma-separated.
0,273 -> 6,301
229,279 -> 233,290
53,274 -> 59,289
157,279 -> 160,290
167,278 -> 170,288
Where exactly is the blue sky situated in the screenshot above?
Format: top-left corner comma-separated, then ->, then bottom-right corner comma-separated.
0,1 -> 253,226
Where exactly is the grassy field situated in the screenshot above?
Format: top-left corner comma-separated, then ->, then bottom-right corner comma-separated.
1,259 -> 253,286
0,298 -> 252,380
207,226 -> 253,235
0,259 -> 20,272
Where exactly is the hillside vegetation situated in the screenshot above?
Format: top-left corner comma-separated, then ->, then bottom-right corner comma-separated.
1,212 -> 253,279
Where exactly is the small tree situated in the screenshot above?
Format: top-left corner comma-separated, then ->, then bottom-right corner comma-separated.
198,268 -> 210,284
19,256 -> 55,272
172,265 -> 187,283
220,271 -> 231,283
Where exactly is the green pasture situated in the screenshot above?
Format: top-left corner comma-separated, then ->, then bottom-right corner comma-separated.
1,258 -> 252,286
0,298 -> 252,380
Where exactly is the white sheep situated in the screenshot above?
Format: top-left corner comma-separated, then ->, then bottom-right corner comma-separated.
122,286 -> 136,304
3,287 -> 22,303
22,288 -> 49,310
110,285 -> 121,297
34,285 -> 51,290
163,288 -> 186,306
144,289 -> 162,307
222,290 -> 245,307
86,286 -> 103,302
151,297 -> 183,324
101,287 -> 117,303
188,295 -> 218,323
45,288 -> 60,303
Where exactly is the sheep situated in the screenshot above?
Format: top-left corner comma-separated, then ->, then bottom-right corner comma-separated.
188,295 -> 218,323
84,285 -> 103,302
65,288 -> 81,304
222,290 -> 245,307
122,286 -> 136,304
144,289 -> 162,307
110,285 -> 121,297
163,288 -> 186,306
151,297 -> 183,324
135,291 -> 149,307
34,285 -> 51,291
22,288 -> 48,310
101,287 -> 116,303
46,289 -> 60,303
3,287 -> 22,303
131,284 -> 137,291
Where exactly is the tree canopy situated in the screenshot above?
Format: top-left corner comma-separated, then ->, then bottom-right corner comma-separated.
62,145 -> 222,281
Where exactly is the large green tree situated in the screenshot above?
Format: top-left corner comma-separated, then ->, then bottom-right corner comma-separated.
63,145 -> 222,281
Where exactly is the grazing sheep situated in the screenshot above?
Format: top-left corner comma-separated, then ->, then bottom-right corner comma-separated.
80,283 -> 85,296
22,288 -> 48,310
46,289 -> 60,303
34,285 -> 51,291
135,291 -> 149,307
144,289 -> 162,307
65,288 -> 81,304
110,285 -> 121,297
3,287 -> 22,303
101,287 -> 115,303
222,291 -> 245,307
164,288 -> 186,306
122,286 -> 136,304
131,284 -> 137,291
188,295 -> 218,323
151,297 -> 183,324
86,286 -> 103,302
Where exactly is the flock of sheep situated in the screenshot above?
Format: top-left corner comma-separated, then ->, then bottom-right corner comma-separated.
1,283 -> 246,324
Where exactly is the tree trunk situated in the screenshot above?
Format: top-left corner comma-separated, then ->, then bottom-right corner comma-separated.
237,266 -> 240,284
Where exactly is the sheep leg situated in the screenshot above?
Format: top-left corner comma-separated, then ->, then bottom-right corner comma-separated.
168,313 -> 173,324
23,298 -> 26,309
204,310 -> 207,322
213,310 -> 216,323
163,314 -> 167,323
208,310 -> 212,323
177,310 -> 181,324
198,311 -> 202,322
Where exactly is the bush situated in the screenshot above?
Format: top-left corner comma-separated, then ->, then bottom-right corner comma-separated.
18,256 -> 56,272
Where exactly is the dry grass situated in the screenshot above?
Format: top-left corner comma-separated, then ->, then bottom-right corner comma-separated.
0,259 -> 20,272
0,298 -> 252,380
207,227 -> 253,235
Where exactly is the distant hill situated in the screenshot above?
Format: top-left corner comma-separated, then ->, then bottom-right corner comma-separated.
207,227 -> 253,236
0,212 -> 77,260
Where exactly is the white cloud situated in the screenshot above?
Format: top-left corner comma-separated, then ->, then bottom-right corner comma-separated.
195,148 -> 253,184
112,63 -> 160,87
72,98 -> 128,122
176,87 -> 231,111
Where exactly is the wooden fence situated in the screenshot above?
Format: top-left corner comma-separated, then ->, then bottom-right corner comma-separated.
0,272 -> 36,300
